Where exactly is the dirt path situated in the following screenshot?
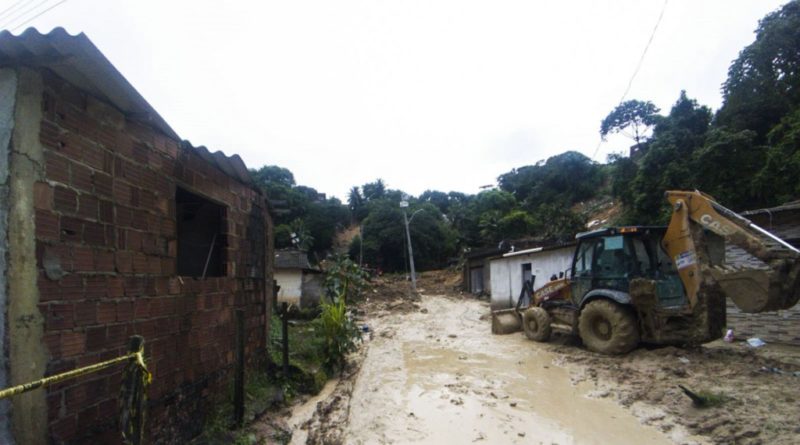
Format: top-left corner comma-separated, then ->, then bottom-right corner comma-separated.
342,295 -> 694,444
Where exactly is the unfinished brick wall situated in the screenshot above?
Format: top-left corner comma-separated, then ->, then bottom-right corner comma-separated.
33,69 -> 270,444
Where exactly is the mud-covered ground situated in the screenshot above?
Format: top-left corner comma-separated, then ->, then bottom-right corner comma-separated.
257,271 -> 800,445
545,338 -> 800,445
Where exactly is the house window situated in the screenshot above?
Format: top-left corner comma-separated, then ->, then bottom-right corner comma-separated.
176,187 -> 226,277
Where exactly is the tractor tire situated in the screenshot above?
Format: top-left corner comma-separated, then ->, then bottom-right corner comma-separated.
578,300 -> 639,355
522,307 -> 551,342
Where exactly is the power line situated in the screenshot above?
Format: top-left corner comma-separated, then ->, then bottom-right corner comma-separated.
591,0 -> 669,161
9,0 -> 66,31
0,0 -> 36,22
0,0 -> 51,30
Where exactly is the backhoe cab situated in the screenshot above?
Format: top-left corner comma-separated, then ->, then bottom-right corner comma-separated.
497,190 -> 800,355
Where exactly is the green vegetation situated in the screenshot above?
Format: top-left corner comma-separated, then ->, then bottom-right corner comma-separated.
250,1 -> 800,272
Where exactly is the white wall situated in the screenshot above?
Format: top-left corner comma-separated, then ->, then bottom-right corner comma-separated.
489,246 -> 574,309
275,269 -> 303,305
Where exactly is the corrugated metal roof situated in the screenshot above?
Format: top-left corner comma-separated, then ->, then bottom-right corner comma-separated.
0,27 -> 254,186
741,201 -> 800,216
275,249 -> 317,270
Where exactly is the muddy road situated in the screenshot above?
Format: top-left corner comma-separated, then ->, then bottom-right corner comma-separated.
341,295 -> 690,445
276,289 -> 800,444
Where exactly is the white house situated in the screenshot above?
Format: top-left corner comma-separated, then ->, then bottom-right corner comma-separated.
489,244 -> 575,310
275,249 -> 323,308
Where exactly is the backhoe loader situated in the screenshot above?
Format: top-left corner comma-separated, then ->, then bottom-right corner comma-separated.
491,190 -> 800,354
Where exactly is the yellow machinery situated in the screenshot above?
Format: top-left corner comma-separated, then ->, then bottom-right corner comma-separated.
491,190 -> 800,354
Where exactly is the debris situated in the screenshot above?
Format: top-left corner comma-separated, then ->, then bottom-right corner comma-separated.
746,338 -> 766,348
509,402 -> 517,407
723,329 -> 734,342
678,385 -> 728,408
678,357 -> 690,364
448,334 -> 458,338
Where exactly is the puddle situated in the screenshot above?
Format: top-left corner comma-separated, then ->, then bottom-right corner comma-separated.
345,295 -> 678,444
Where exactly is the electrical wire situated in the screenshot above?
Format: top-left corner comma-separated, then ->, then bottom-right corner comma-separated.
8,0 -> 66,31
0,0 -> 52,30
591,0 -> 669,161
0,0 -> 35,22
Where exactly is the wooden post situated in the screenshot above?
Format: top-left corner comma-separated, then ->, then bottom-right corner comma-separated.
234,310 -> 245,427
281,302 -> 289,378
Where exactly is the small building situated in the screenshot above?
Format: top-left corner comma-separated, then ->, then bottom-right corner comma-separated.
489,243 -> 575,310
462,246 -> 506,296
0,28 -> 273,444
275,249 -> 323,307
725,201 -> 800,345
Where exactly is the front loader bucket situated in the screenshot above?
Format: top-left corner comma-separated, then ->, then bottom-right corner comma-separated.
491,308 -> 521,334
710,263 -> 800,312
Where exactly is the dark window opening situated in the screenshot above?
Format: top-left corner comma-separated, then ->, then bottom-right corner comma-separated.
176,187 -> 227,277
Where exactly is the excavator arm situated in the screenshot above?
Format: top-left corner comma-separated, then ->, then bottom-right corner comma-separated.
662,190 -> 800,313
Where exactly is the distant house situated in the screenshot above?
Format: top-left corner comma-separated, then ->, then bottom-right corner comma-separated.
462,246 -> 506,296
489,243 -> 575,310
275,249 -> 323,307
725,201 -> 800,345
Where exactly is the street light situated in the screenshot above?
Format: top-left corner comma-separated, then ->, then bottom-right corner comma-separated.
400,198 -> 423,291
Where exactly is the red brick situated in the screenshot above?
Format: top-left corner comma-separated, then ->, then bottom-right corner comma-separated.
61,331 -> 86,357
81,144 -> 105,171
84,276 -> 106,299
147,256 -> 162,275
33,182 -> 53,210
71,162 -> 93,192
98,200 -> 113,223
83,221 -> 106,246
60,216 -> 83,242
96,302 -> 116,324
107,277 -> 124,298
45,150 -> 70,183
50,414 -> 77,441
106,324 -> 129,344
53,186 -> 77,213
40,119 -> 60,148
72,245 -> 93,271
45,303 -> 74,330
47,391 -> 63,422
134,299 -> 150,318
35,209 -> 60,240
75,302 -> 96,326
116,301 -> 133,322
132,252 -> 148,273
60,274 -> 83,300
77,194 -> 99,220
93,172 -> 113,197
86,326 -> 107,351
115,251 -> 132,273
93,250 -> 115,273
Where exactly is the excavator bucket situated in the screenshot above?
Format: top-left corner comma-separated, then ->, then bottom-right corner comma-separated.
491,308 -> 522,334
710,262 -> 800,313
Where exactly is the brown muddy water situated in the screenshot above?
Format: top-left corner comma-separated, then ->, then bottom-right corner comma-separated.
341,295 -> 692,445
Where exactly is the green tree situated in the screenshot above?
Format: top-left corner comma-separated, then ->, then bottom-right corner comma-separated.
600,100 -> 661,149
717,1 -> 800,140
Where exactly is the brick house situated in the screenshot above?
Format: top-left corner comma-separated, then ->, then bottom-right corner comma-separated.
0,28 -> 273,444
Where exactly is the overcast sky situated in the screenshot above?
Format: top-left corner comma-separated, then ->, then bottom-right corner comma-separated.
2,0 -> 787,200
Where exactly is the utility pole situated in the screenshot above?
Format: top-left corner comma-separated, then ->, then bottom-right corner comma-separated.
400,198 -> 423,291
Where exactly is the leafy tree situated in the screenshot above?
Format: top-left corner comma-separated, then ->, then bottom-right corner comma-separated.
752,109 -> 800,205
498,151 -> 603,209
600,100 -> 661,149
623,92 -> 712,222
717,1 -> 800,140
362,179 -> 386,201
